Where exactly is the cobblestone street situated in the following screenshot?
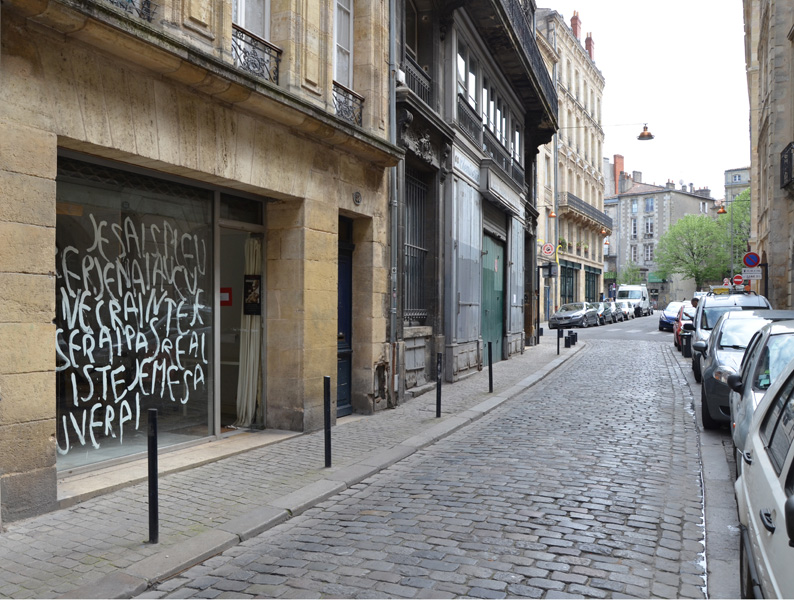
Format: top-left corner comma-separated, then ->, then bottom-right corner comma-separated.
141,340 -> 706,599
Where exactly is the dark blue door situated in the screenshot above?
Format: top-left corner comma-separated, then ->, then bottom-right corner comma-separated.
337,218 -> 354,417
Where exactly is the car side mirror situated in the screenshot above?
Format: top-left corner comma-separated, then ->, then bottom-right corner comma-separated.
727,374 -> 744,394
683,322 -> 694,331
786,495 -> 794,547
692,341 -> 707,354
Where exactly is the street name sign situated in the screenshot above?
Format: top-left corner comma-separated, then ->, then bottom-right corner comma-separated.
742,267 -> 763,280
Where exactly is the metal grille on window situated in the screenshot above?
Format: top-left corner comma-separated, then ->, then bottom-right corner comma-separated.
404,168 -> 428,323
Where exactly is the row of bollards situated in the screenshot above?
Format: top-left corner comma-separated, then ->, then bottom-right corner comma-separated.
556,328 -> 578,354
144,335 -> 551,546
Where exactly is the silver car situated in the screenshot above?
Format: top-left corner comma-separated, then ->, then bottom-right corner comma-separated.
695,311 -> 786,430
729,317 -> 794,471
548,302 -> 599,329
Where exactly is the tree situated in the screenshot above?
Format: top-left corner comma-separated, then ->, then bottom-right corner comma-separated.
655,214 -> 727,289
618,260 -> 642,284
717,188 -> 751,278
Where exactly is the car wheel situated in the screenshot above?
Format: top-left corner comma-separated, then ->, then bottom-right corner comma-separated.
693,355 -> 702,383
739,536 -> 754,599
701,386 -> 719,430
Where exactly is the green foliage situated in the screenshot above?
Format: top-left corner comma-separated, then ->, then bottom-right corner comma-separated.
655,214 -> 728,288
618,261 -> 642,284
716,188 -> 751,277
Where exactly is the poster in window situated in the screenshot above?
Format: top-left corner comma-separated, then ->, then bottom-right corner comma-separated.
244,275 -> 261,315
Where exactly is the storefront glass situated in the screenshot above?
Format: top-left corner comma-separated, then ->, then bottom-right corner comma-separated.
55,158 -> 213,470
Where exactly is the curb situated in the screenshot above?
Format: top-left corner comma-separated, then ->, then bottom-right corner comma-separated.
61,342 -> 584,599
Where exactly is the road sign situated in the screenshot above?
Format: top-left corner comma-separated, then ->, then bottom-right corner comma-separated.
743,252 -> 761,268
742,267 -> 763,280
733,274 -> 744,285
723,278 -> 730,285
542,243 -> 555,256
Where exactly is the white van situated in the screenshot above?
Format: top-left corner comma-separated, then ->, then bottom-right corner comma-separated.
616,284 -> 651,317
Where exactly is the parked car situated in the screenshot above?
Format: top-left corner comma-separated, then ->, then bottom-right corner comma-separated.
734,358 -> 794,599
685,289 -> 772,383
594,301 -> 615,325
674,304 -> 697,351
609,301 -> 625,323
617,301 -> 635,320
694,311 -> 783,430
729,317 -> 794,471
659,301 -> 685,332
548,302 -> 599,329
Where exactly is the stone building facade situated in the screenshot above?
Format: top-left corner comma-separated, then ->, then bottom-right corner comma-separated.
391,0 -> 557,391
0,0 -> 401,521
725,166 -> 751,204
743,0 -> 794,307
535,9 -> 610,319
603,161 -> 715,305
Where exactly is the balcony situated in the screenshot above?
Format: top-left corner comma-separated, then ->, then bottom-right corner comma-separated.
457,0 -> 558,145
333,82 -> 364,127
232,25 -> 281,84
559,192 -> 613,232
404,55 -> 432,106
456,95 -> 482,145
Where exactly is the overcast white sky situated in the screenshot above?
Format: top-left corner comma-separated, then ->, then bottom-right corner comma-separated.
544,1 -> 750,199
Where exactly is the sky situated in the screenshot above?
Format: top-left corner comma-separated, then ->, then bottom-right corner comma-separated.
544,1 -> 750,199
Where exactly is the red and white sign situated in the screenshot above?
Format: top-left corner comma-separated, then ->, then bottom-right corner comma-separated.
723,278 -> 730,285
732,274 -> 744,285
220,287 -> 233,306
542,243 -> 555,256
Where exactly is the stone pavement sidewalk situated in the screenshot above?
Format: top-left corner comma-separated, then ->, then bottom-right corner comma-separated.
0,332 -> 581,599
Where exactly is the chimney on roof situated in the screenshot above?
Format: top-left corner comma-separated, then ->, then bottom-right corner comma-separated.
585,33 -> 595,60
632,171 -> 642,184
666,180 -> 676,189
613,154 -> 624,195
695,187 -> 712,198
689,183 -> 694,193
571,11 -> 581,40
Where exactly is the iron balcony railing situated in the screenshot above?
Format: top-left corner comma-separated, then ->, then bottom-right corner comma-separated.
105,0 -> 158,22
501,0 -> 557,117
482,128 -> 525,189
232,25 -> 282,84
333,82 -> 364,127
456,94 -> 482,145
404,55 -> 432,106
560,192 -> 613,230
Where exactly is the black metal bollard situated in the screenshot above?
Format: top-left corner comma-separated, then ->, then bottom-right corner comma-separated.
682,333 -> 692,358
147,408 -> 159,544
572,331 -> 578,345
324,376 -> 331,468
436,353 -> 442,418
538,327 -> 543,337
488,342 -> 493,393
557,328 -> 563,355
564,335 -> 571,348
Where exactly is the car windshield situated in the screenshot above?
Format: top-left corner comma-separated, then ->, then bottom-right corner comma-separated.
702,306 -> 742,329
753,334 -> 794,390
617,290 -> 642,299
681,307 -> 696,321
665,302 -> 683,313
717,319 -> 770,350
560,303 -> 585,312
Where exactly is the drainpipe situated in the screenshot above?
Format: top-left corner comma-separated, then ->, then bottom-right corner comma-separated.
388,0 -> 399,408
552,20 -> 559,312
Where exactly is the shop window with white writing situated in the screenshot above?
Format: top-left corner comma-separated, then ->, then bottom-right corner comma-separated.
55,158 -> 213,470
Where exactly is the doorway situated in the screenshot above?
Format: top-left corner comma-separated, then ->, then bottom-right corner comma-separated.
219,229 -> 264,429
337,217 -> 354,417
481,233 -> 505,365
